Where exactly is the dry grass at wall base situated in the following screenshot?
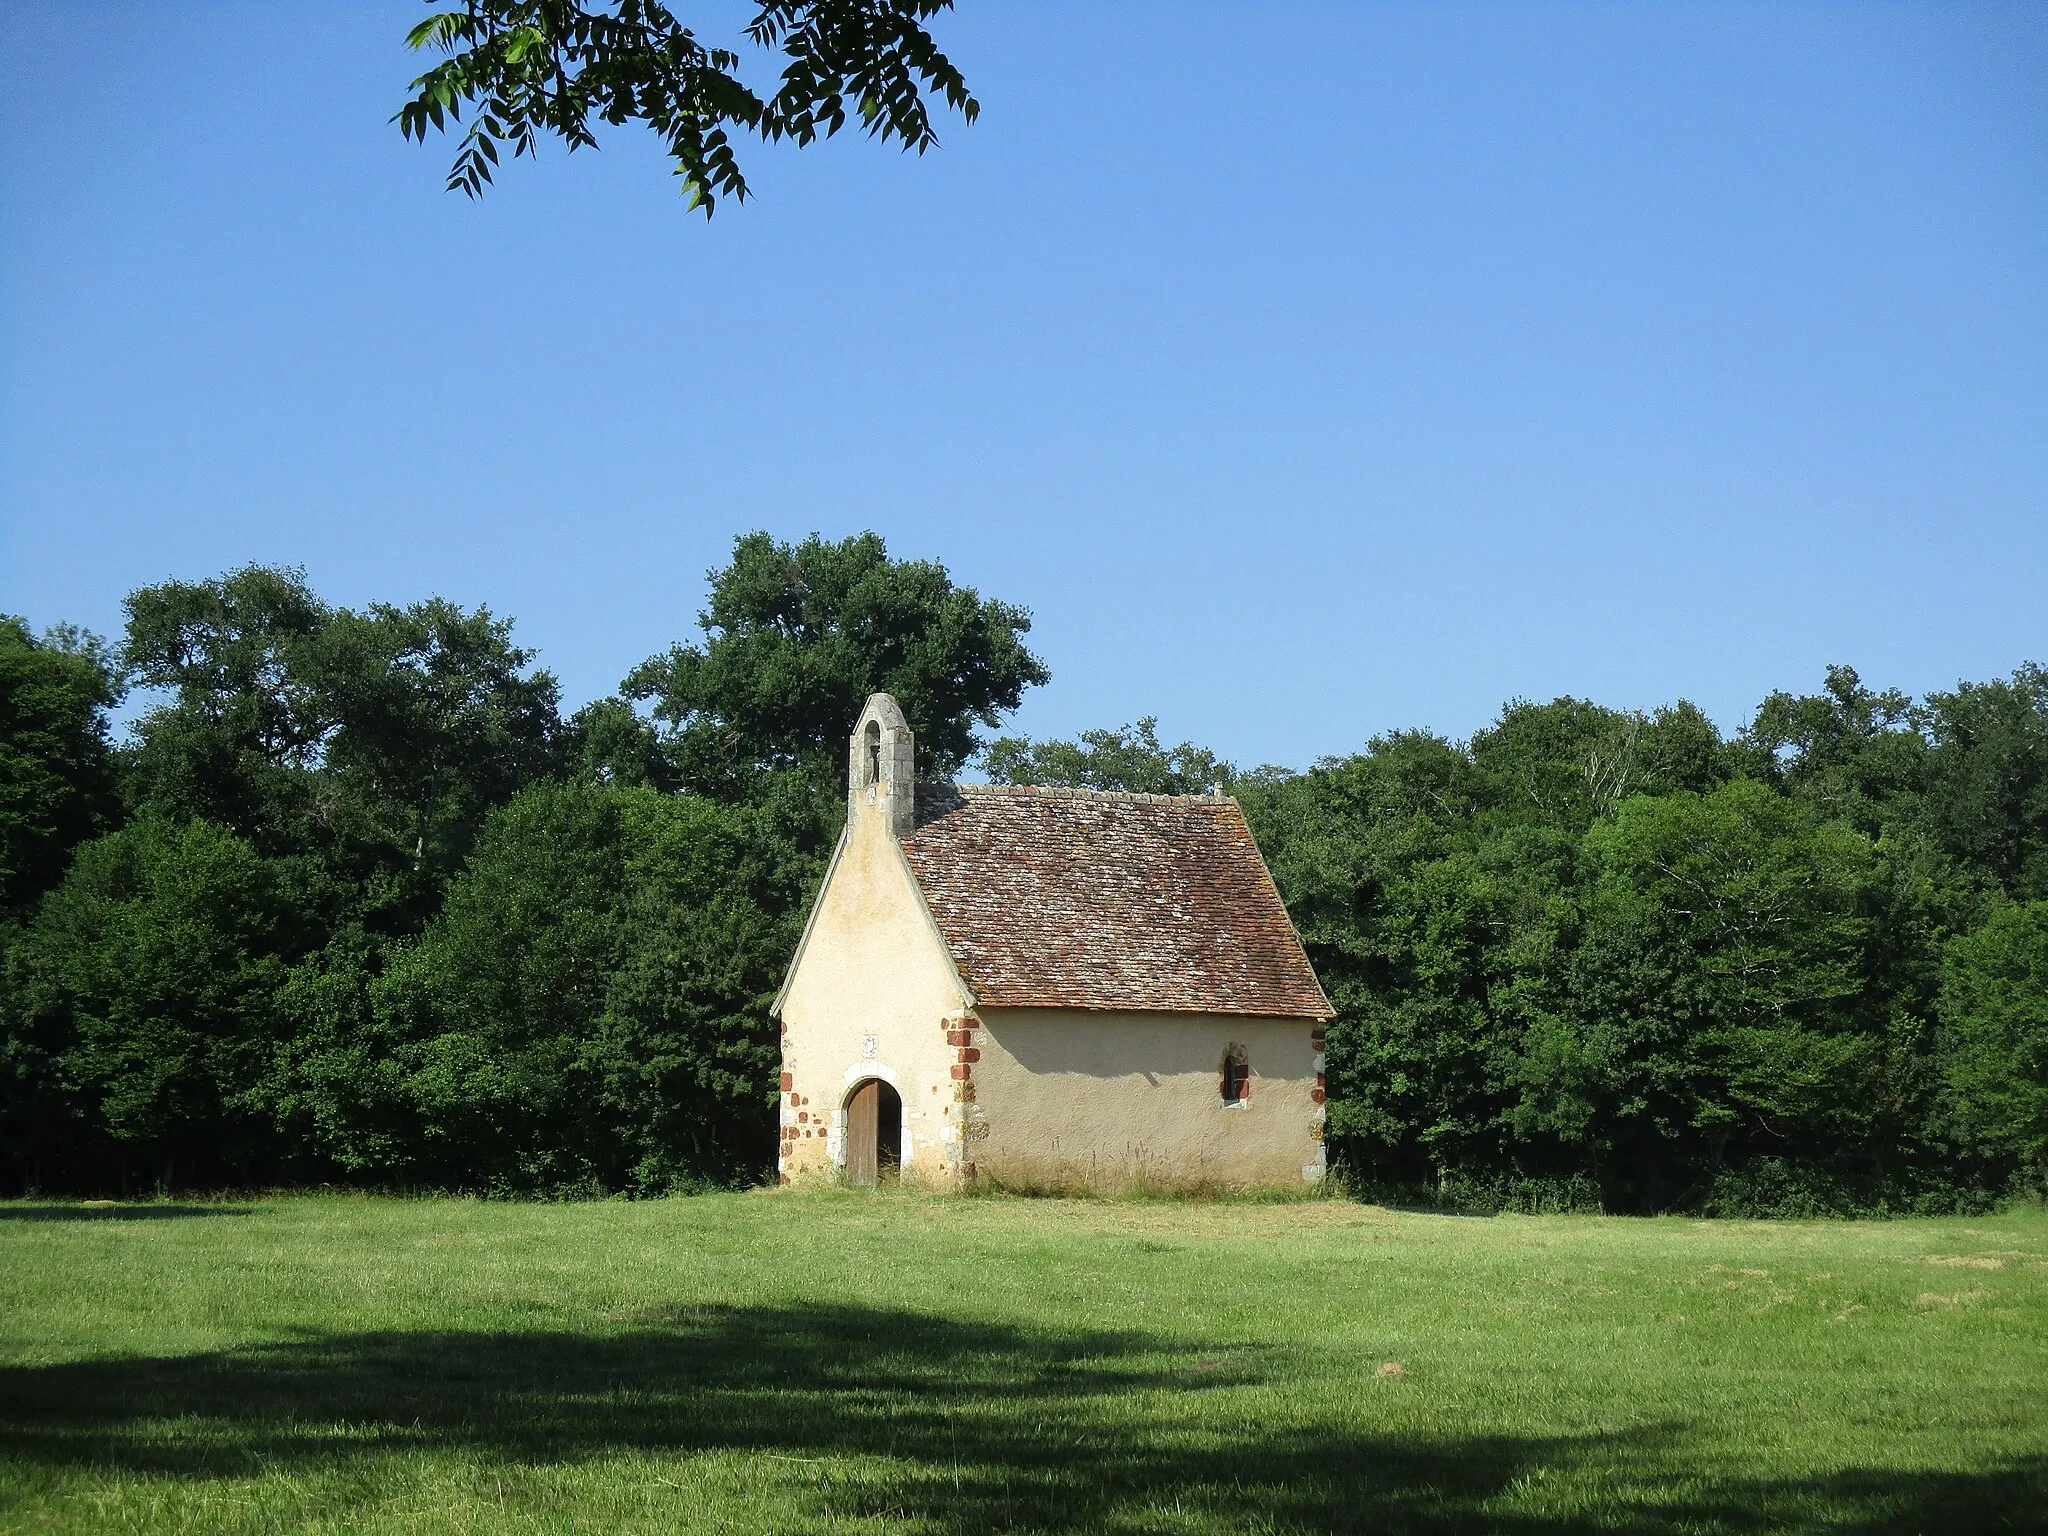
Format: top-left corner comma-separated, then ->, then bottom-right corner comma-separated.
0,1192 -> 2044,1534
961,1153 -> 1339,1201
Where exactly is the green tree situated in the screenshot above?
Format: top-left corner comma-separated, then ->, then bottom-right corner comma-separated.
1512,781 -> 1902,1207
981,717 -> 1236,795
120,565 -> 330,857
624,531 -> 1047,817
594,786 -> 809,1188
123,567 -> 564,932
1333,849 -> 1520,1180
2,814 -> 304,1192
1938,901 -> 2048,1181
306,598 -> 565,920
1919,665 -> 2048,900
270,780 -> 803,1192
1742,664 -> 1926,834
398,0 -> 977,209
0,618 -> 123,918
293,781 -> 633,1190
1242,713 -> 1953,1212
1470,697 -> 1734,834
567,696 -> 681,790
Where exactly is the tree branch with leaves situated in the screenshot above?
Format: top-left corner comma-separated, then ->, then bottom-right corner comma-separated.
396,0 -> 978,210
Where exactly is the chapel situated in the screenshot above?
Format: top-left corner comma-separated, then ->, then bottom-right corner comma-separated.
773,694 -> 1335,1190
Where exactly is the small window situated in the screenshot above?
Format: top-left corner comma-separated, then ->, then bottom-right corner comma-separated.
1220,1043 -> 1250,1106
863,720 -> 882,787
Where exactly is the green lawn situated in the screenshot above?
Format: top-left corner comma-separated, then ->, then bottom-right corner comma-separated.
0,1193 -> 2043,1533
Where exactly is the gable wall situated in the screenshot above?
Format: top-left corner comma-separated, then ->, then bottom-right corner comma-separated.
966,1008 -> 1327,1190
777,800 -> 970,1185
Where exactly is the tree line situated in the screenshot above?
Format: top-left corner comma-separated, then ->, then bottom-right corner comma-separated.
3,532 -> 2043,1212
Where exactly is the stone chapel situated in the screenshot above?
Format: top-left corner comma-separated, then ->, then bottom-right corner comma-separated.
772,694 -> 1335,1190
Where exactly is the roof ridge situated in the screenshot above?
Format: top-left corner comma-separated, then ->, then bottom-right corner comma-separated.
951,781 -> 1229,806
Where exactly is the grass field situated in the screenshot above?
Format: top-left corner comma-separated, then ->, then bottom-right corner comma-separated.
0,1192 -> 2043,1534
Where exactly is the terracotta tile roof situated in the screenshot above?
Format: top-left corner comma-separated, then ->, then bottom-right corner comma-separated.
900,785 -> 1333,1019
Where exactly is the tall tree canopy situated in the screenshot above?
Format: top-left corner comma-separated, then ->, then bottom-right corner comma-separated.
3,813 -> 306,1192
1939,900 -> 2048,1180
624,531 -> 1047,810
1919,665 -> 2048,901
122,566 -> 564,932
982,718 -> 1238,797
269,780 -> 804,1194
398,0 -> 977,209
0,619 -> 122,918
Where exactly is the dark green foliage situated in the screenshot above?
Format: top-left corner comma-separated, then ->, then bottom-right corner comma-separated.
1938,900 -> 2048,1178
1742,664 -> 1927,834
122,567 -> 564,936
0,618 -> 122,918
308,598 -> 566,894
119,565 -> 332,852
397,1 -> 978,210
625,531 -> 1047,817
269,783 -> 806,1194
1512,783 -> 1902,1209
982,717 -> 1236,795
1234,731 -> 1493,1171
1919,665 -> 2048,900
2,815 -> 306,1192
1227,671 -> 2048,1214
566,696 -> 681,791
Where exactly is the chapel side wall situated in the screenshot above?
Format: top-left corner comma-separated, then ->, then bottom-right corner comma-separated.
968,1009 -> 1327,1189
776,805 -> 966,1186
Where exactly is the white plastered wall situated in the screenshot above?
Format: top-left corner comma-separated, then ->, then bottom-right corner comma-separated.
968,1008 -> 1326,1189
775,786 -> 971,1186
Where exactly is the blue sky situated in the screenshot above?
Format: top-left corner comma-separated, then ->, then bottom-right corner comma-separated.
4,2 -> 2044,769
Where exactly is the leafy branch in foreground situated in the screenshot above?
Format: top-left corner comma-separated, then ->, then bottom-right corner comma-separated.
395,0 -> 978,210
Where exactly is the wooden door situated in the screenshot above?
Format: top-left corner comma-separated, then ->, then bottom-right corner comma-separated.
844,1080 -> 879,1187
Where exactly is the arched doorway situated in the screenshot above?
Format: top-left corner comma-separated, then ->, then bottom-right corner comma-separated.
842,1078 -> 902,1187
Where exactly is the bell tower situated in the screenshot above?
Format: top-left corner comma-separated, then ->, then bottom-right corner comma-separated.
849,693 -> 916,839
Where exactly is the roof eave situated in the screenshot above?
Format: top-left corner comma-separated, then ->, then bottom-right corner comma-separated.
969,998 -> 1335,1021
1224,793 -> 1339,1020
893,834 -> 979,1012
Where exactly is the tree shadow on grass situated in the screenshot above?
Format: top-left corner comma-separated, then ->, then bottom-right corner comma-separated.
0,1304 -> 2038,1533
0,1204 -> 253,1221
